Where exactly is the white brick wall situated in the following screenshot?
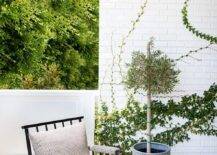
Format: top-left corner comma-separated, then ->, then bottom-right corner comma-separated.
100,0 -> 217,154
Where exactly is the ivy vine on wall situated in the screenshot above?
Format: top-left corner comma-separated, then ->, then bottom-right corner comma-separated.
95,84 -> 217,154
182,0 -> 217,44
95,1 -> 217,154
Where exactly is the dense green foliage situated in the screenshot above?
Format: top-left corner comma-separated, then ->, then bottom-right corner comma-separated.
125,40 -> 180,94
95,84 -> 217,154
182,0 -> 217,44
0,0 -> 98,89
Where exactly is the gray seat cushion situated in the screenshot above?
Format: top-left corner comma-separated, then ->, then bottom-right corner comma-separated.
29,122 -> 89,155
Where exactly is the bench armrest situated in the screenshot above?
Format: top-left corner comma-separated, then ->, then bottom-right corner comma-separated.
89,145 -> 120,155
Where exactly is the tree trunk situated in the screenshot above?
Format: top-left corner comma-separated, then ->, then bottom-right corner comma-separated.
146,40 -> 152,154
147,87 -> 151,154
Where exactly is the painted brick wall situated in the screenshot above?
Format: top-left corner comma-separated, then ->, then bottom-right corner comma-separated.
99,0 -> 217,154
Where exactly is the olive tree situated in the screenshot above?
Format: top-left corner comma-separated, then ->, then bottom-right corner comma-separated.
125,38 -> 180,153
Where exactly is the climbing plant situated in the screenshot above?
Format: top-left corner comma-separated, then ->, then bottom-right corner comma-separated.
95,84 -> 217,154
182,0 -> 217,44
95,1 -> 217,154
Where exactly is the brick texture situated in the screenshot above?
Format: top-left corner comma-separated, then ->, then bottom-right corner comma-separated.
99,0 -> 217,154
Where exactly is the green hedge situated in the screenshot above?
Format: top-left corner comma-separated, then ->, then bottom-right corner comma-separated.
0,0 -> 98,89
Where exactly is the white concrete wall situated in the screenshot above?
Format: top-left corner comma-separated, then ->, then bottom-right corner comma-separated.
0,90 -> 98,155
100,0 -> 217,155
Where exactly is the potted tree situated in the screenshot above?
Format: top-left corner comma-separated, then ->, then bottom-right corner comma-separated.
125,38 -> 180,154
